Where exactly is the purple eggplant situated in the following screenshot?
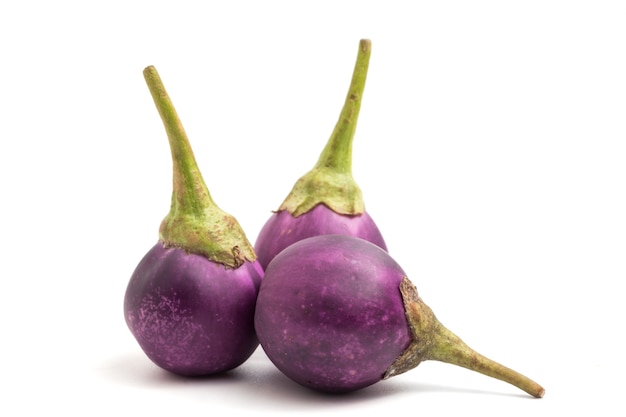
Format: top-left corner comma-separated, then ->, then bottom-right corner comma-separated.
124,66 -> 263,376
254,39 -> 386,270
254,234 -> 545,398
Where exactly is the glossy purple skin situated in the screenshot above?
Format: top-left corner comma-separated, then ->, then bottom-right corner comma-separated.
254,204 -> 387,270
254,234 -> 411,393
124,242 -> 264,376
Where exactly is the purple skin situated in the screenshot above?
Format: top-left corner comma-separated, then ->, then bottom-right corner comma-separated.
124,242 -> 264,376
254,234 -> 410,393
254,204 -> 387,270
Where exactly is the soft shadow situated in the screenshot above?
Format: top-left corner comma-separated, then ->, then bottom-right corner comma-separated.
399,380 -> 535,400
228,354 -> 421,412
96,351 -> 247,388
96,349 -> 533,412
234,374 -> 399,412
233,355 -> 535,412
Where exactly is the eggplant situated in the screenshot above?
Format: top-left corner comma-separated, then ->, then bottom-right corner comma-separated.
124,66 -> 263,376
254,234 -> 544,397
255,39 -> 386,269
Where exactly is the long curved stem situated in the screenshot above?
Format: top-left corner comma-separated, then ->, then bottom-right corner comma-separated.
279,39 -> 371,216
315,38 -> 371,173
385,278 -> 545,398
143,66 -> 256,267
143,66 -> 214,217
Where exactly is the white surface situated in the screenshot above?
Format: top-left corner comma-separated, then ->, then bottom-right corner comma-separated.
1,1 -> 624,415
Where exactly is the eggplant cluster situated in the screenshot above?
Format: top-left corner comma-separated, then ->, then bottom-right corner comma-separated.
124,40 -> 544,398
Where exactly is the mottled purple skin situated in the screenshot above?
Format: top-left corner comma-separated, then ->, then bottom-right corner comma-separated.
254,204 -> 387,270
254,234 -> 411,393
124,242 -> 264,376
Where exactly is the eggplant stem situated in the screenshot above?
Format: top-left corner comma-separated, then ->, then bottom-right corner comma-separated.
278,39 -> 371,217
143,66 -> 215,216
142,66 -> 256,267
385,277 -> 545,398
315,38 -> 371,174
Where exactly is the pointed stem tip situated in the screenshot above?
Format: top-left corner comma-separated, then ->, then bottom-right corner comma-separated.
360,38 -> 372,53
387,277 -> 545,398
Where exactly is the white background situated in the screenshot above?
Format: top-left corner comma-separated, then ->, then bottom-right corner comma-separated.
1,1 -> 624,415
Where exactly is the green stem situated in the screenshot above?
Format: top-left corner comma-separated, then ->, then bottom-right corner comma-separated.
385,278 -> 545,398
143,66 -> 215,217
143,66 -> 256,268
315,38 -> 371,173
278,39 -> 371,217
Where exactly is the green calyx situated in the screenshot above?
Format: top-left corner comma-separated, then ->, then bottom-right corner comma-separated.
143,66 -> 256,268
279,39 -> 371,217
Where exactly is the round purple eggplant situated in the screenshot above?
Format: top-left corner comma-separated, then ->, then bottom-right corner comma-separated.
124,66 -> 263,376
254,39 -> 387,270
125,243 -> 262,375
254,234 -> 545,397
